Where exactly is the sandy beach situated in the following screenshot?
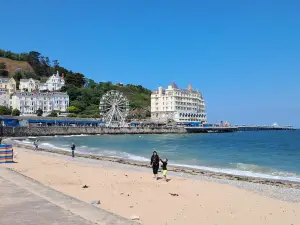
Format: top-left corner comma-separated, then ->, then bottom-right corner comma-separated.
1,146 -> 300,225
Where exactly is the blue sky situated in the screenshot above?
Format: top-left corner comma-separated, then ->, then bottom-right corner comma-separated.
1,0 -> 300,126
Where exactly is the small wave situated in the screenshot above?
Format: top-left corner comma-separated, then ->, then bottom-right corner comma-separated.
79,145 -> 88,148
39,142 -> 70,152
172,163 -> 300,183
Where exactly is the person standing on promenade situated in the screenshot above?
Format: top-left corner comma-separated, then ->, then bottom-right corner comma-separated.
150,151 -> 160,180
71,143 -> 76,158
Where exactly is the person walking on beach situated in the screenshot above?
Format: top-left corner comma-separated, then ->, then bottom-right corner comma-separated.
150,151 -> 160,180
160,158 -> 168,182
71,143 -> 76,158
33,140 -> 39,150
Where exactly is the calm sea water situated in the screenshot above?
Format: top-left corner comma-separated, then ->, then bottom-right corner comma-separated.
21,130 -> 300,182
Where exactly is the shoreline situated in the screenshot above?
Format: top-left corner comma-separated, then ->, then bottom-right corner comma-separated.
4,137 -> 300,189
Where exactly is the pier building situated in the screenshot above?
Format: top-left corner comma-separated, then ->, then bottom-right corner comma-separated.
151,82 -> 206,123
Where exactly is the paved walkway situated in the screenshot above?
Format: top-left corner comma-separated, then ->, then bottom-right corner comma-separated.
0,167 -> 137,225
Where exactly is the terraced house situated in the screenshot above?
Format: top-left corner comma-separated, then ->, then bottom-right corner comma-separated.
11,91 -> 69,116
0,77 -> 17,94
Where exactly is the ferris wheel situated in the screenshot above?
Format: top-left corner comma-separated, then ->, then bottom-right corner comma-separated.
99,90 -> 130,127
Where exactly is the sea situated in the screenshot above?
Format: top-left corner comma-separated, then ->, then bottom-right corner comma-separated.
18,130 -> 300,182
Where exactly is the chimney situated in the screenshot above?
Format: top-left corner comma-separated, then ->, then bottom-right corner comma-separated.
62,73 -> 65,80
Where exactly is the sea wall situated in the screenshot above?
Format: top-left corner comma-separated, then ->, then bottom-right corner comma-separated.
1,126 -> 186,137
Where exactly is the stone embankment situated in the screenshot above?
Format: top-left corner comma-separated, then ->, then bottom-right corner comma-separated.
1,126 -> 186,137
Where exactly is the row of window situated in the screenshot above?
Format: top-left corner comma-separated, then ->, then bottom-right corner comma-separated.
20,106 -> 66,112
21,101 -> 69,106
179,113 -> 206,118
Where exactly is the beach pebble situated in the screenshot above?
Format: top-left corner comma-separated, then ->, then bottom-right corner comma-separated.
130,215 -> 140,220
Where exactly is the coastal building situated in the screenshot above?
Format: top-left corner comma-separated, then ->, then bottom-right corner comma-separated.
0,77 -> 17,94
19,71 -> 65,92
151,82 -> 206,123
39,71 -> 65,91
19,78 -> 40,92
0,89 -> 10,107
11,91 -> 69,116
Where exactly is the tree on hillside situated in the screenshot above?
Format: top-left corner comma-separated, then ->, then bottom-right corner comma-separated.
12,109 -> 21,116
65,73 -> 85,87
0,63 -> 9,77
36,108 -> 43,116
0,106 -> 11,115
52,60 -> 59,71
67,106 -> 80,113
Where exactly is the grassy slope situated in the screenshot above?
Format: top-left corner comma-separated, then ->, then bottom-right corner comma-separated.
0,57 -> 34,73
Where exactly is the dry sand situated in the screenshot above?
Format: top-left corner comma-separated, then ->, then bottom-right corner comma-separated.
2,147 -> 300,225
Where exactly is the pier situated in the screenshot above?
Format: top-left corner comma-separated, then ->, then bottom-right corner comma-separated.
237,126 -> 296,131
185,126 -> 238,133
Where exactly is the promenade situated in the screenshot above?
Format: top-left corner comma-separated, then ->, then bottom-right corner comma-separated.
0,167 -> 137,225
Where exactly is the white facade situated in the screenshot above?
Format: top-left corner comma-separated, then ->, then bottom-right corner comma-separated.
0,88 -> 10,107
40,71 -> 65,91
11,91 -> 69,116
19,71 -> 65,92
19,78 -> 40,92
151,83 -> 206,123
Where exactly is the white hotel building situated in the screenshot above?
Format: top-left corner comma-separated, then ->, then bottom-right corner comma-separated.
19,71 -> 65,92
151,82 -> 206,123
11,91 -> 69,116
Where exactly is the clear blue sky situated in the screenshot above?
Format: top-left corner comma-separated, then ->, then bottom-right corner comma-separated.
1,0 -> 300,126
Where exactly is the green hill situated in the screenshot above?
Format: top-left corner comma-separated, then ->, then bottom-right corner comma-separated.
0,49 -> 152,119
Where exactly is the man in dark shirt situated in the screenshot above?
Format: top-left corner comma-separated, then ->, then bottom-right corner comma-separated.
150,151 -> 160,180
71,143 -> 75,158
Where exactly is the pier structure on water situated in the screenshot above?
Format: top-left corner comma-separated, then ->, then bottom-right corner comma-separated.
185,124 -> 296,133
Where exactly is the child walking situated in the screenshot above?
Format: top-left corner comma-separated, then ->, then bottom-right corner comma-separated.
160,158 -> 168,181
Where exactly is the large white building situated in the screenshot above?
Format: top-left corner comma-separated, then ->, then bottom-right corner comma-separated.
19,71 -> 65,92
11,91 -> 69,116
151,82 -> 206,123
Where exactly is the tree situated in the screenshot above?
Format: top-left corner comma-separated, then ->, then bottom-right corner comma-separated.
65,73 -> 85,87
12,109 -> 21,116
0,63 -> 8,77
47,111 -> 58,117
36,108 -> 43,116
0,106 -> 11,115
52,60 -> 60,71
67,106 -> 79,113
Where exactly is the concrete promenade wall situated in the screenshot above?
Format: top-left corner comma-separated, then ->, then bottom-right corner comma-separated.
1,126 -> 186,137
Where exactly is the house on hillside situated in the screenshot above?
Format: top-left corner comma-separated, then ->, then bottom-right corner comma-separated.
40,71 -> 65,91
0,77 -> 16,94
20,78 -> 40,92
19,71 -> 65,92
